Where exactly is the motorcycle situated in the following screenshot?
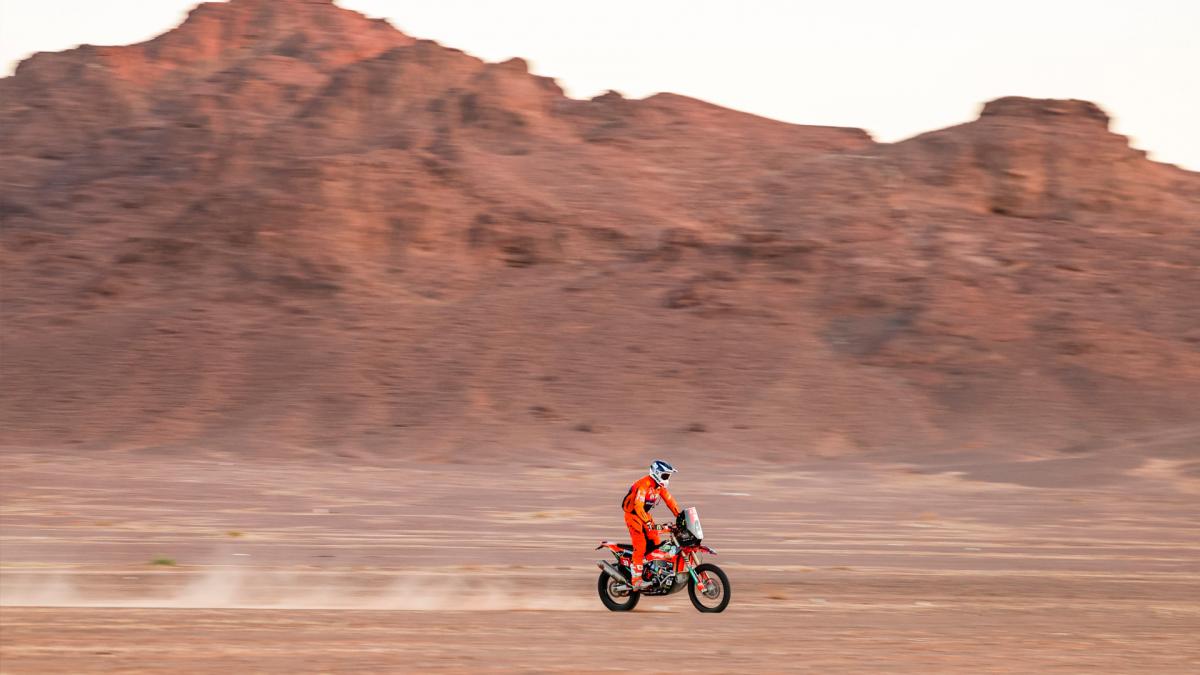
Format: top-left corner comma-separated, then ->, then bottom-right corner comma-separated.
595,506 -> 731,612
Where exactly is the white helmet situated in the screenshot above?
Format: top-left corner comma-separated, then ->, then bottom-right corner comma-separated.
649,459 -> 677,486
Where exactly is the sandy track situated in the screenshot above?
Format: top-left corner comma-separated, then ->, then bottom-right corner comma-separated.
2,450 -> 1198,672
4,599 -> 1197,674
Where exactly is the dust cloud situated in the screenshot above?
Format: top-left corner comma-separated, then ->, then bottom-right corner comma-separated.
0,568 -> 598,612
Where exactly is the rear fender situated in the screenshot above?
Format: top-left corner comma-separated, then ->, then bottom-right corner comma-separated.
596,540 -> 624,553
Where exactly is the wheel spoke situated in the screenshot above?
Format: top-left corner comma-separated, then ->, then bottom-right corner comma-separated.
696,573 -> 722,603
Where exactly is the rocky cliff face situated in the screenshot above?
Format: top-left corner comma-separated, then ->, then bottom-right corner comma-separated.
2,0 -> 1198,459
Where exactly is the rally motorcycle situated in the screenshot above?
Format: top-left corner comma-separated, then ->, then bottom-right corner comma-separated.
595,506 -> 730,612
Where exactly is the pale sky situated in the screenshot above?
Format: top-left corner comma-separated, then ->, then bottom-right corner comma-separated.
1,0 -> 1197,169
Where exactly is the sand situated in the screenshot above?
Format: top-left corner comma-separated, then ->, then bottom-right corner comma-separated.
2,450 -> 1197,673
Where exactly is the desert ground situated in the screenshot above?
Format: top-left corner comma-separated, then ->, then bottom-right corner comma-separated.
2,446 -> 1197,673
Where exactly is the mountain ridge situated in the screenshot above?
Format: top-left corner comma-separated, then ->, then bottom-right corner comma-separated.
2,0 -> 1198,460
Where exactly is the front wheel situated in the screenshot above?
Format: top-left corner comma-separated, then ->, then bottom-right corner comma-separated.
688,563 -> 730,613
597,570 -> 640,612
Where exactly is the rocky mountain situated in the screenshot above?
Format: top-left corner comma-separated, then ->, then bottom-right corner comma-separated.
2,0 -> 1198,460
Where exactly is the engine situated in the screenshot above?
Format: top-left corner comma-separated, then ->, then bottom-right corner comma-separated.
646,560 -> 674,587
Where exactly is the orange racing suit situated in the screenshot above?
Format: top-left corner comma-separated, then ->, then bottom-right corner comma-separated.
622,475 -> 682,579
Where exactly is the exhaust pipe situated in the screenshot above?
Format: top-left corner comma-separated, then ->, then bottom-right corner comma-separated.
597,560 -> 629,587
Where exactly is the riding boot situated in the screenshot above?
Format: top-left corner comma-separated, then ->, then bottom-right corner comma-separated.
630,564 -> 646,591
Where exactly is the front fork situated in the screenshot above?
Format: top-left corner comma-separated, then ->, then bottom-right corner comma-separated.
684,551 -> 709,591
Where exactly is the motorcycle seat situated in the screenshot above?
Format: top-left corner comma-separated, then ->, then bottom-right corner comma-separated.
616,541 -> 663,553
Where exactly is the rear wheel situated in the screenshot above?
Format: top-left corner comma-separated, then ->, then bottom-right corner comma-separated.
688,563 -> 730,613
597,568 -> 640,612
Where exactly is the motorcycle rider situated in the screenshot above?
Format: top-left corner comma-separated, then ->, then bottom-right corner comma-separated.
622,459 -> 681,591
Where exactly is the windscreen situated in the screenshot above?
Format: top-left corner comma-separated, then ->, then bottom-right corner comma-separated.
684,506 -> 703,540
